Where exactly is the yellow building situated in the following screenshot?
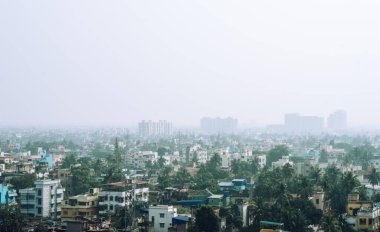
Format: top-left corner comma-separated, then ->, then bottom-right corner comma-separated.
61,188 -> 99,221
311,191 -> 325,211
346,193 -> 380,231
347,193 -> 372,216
356,207 -> 380,231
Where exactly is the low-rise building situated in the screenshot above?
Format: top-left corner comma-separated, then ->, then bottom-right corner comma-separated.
149,205 -> 178,232
356,203 -> 380,231
61,188 -> 99,221
0,183 -> 17,204
99,181 -> 149,215
311,191 -> 325,211
272,156 -> 293,168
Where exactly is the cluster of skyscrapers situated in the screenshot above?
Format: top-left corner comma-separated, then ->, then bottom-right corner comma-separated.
138,120 -> 173,137
284,113 -> 325,133
200,117 -> 238,134
268,110 -> 347,133
137,111 -> 346,136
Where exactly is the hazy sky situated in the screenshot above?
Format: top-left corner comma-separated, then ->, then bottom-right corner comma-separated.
1,1 -> 380,127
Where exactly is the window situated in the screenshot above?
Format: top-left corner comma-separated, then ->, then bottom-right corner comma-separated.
160,223 -> 165,228
359,218 -> 367,225
160,213 -> 165,218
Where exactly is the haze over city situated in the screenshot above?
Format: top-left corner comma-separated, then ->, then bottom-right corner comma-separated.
1,1 -> 380,128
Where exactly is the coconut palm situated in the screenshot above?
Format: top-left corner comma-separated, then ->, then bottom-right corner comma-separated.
367,167 -> 380,190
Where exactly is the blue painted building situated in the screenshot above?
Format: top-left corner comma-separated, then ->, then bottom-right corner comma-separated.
218,179 -> 248,191
303,149 -> 320,158
35,153 -> 54,168
0,184 -> 17,204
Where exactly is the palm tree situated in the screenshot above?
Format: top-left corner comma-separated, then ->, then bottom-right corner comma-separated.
308,167 -> 321,186
367,167 -> 380,190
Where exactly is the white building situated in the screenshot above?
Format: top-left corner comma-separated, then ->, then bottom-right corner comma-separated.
149,205 -> 178,232
272,156 -> 294,168
257,155 -> 267,168
127,151 -> 158,169
196,150 -> 208,164
19,179 -> 65,218
138,120 -> 173,137
99,186 -> 149,215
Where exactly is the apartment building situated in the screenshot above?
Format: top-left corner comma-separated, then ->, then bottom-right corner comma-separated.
20,179 -> 65,218
61,188 -> 99,221
99,181 -> 149,215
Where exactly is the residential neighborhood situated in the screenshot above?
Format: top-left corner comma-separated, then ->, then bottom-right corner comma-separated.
2,126 -> 380,231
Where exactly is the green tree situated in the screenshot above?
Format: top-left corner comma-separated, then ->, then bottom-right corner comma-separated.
267,145 -> 289,165
157,166 -> 173,191
367,167 -> 380,190
157,147 -> 168,156
112,208 -> 132,229
322,167 -> 359,213
319,149 -> 328,163
174,167 -> 192,189
0,205 -> 26,232
114,138 -> 122,171
219,205 -> 243,231
71,165 -> 91,195
70,164 -> 101,195
103,166 -> 125,184
195,206 -> 219,232
357,185 -> 369,201
194,165 -> 216,190
61,153 -> 76,168
308,166 -> 321,186
9,173 -> 36,193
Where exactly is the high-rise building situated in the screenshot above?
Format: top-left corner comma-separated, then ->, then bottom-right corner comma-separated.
327,110 -> 347,131
284,113 -> 324,133
200,117 -> 238,134
138,120 -> 173,137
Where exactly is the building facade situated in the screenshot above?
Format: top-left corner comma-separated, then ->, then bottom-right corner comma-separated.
138,120 -> 173,137
327,110 -> 347,131
149,205 -> 178,232
61,188 -> 99,221
200,117 -> 238,134
99,183 -> 149,215
20,179 -> 65,218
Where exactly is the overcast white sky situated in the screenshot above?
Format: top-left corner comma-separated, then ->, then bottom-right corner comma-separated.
1,1 -> 380,128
